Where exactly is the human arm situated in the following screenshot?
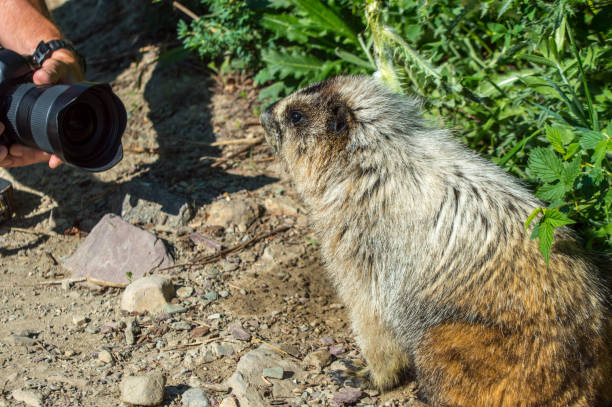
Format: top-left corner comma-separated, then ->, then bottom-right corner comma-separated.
0,0 -> 84,168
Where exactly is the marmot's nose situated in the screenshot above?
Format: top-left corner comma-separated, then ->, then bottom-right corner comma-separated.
259,101 -> 278,131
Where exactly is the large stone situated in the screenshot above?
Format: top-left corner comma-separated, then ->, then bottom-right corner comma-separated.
226,344 -> 307,407
11,389 -> 43,407
121,182 -> 193,228
63,214 -> 174,285
206,199 -> 258,228
121,275 -> 175,313
181,387 -> 210,407
120,373 -> 166,406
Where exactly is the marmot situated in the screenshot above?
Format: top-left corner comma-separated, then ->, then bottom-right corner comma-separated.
259,75 -> 611,407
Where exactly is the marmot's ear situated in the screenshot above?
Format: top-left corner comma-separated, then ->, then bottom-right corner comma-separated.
330,103 -> 350,134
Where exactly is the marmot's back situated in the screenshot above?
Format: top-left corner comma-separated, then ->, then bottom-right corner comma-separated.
260,75 -> 611,406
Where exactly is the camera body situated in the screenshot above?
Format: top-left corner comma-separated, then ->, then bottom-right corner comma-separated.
0,48 -> 126,172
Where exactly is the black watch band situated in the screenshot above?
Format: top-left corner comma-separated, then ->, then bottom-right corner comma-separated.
31,39 -> 86,73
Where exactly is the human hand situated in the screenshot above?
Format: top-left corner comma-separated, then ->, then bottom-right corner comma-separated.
0,48 -> 85,168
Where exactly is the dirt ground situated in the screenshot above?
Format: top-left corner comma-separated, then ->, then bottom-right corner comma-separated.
0,1 -> 421,406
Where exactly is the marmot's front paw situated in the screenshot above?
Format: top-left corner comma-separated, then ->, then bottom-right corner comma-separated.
329,359 -> 371,389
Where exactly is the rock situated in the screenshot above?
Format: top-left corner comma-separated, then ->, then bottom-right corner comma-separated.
226,344 -> 307,407
63,214 -> 174,285
206,199 -> 258,228
229,324 -> 251,341
261,242 -> 304,267
98,350 -> 113,364
219,290 -> 230,298
263,196 -> 302,216
4,334 -> 36,346
11,389 -> 43,407
219,397 -> 238,407
303,349 -> 332,370
162,304 -> 187,315
121,275 -> 175,313
120,373 -> 166,406
171,321 -> 192,331
72,314 -> 88,326
329,344 -> 345,356
221,261 -> 238,272
262,366 -> 284,379
181,387 -> 210,407
332,388 -> 363,405
125,319 -> 139,345
176,286 -> 194,299
120,181 -> 193,228
203,291 -> 219,301
190,326 -> 210,338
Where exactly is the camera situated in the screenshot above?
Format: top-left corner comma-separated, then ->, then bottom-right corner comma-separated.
0,48 -> 126,172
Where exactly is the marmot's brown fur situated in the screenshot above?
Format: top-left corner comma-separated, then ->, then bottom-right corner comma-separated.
260,75 -> 611,407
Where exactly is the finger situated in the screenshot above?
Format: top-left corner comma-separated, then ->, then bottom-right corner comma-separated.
8,144 -> 51,166
48,154 -> 63,168
0,145 -> 9,163
33,58 -> 68,85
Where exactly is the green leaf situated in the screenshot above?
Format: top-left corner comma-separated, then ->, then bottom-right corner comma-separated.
561,156 -> 581,188
525,207 -> 542,231
537,220 -> 554,265
563,143 -> 580,160
517,53 -> 557,68
579,131 -> 606,150
545,125 -> 566,154
536,182 -> 566,201
543,208 -> 575,228
528,148 -> 564,183
260,14 -> 309,43
261,48 -> 323,78
335,48 -> 375,69
292,0 -> 358,44
591,139 -> 609,166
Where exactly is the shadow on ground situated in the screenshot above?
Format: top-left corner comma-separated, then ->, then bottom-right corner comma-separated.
3,0 -> 276,235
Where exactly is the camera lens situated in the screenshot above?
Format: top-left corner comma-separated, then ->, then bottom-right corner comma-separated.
2,82 -> 126,172
62,103 -> 96,144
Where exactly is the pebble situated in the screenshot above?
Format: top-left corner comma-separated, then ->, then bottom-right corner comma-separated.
221,261 -> 238,272
85,326 -> 100,334
162,304 -> 188,315
181,387 -> 210,407
332,388 -> 362,405
329,344 -> 345,356
98,350 -> 113,364
121,275 -> 176,313
4,334 -> 36,346
320,335 -> 335,346
219,397 -> 238,407
229,325 -> 252,341
207,313 -> 221,320
120,373 -> 166,406
189,326 -> 210,338
125,319 -> 138,345
176,286 -> 194,298
218,290 -> 230,298
203,291 -> 219,301
11,389 -> 43,407
303,349 -> 332,370
72,314 -> 88,326
171,321 -> 192,331
262,366 -> 284,380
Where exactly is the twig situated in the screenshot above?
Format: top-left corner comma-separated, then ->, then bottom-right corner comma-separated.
161,335 -> 232,351
185,319 -> 212,328
9,227 -> 66,239
200,383 -> 230,393
46,252 -> 59,266
153,225 -> 292,273
252,337 -> 301,360
172,1 -> 202,22
210,137 -> 263,147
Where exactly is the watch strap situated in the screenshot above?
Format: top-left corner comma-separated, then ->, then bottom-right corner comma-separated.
31,39 -> 86,73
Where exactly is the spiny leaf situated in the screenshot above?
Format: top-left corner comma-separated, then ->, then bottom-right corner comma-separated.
292,0 -> 358,44
545,125 -> 566,154
537,220 -> 554,265
536,182 -> 566,201
528,148 -> 564,183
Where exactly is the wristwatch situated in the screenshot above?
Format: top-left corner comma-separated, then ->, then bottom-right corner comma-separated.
30,39 -> 86,73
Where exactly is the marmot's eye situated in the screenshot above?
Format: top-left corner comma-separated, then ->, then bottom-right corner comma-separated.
289,110 -> 304,125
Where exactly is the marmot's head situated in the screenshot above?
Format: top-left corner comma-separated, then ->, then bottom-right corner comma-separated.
260,75 -> 423,194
